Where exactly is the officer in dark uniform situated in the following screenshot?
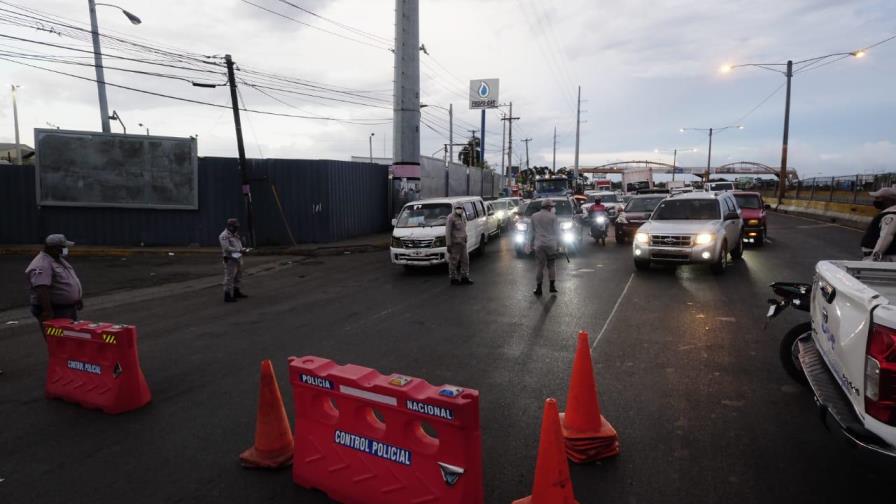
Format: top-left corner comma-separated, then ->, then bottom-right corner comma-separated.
862,187 -> 896,261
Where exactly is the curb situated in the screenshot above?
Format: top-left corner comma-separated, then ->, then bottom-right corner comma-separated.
0,242 -> 390,257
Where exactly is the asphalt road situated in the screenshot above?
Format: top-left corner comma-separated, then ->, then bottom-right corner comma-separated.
0,212 -> 889,503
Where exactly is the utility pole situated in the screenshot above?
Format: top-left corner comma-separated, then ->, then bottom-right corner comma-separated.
552,125 -> 557,171
369,132 -> 375,164
501,102 -> 519,183
672,148 -> 678,182
500,112 -> 506,176
779,60 -> 793,200
705,127 -> 714,182
448,103 -> 453,166
392,0 -> 420,168
225,54 -> 255,247
468,129 -> 479,166
11,84 -> 21,165
522,138 -> 532,171
574,85 -> 581,188
88,0 -> 111,133
480,110 -> 486,167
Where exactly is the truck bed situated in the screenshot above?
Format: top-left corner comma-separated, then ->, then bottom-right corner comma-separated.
830,260 -> 896,304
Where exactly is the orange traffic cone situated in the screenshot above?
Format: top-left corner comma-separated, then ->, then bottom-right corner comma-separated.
559,331 -> 620,463
512,398 -> 580,504
239,359 -> 294,469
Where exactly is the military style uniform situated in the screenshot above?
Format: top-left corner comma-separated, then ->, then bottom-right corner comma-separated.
530,207 -> 560,285
445,209 -> 470,283
219,227 -> 244,298
862,204 -> 896,261
25,251 -> 83,322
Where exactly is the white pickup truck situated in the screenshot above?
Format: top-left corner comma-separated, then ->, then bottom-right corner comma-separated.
799,260 -> 896,459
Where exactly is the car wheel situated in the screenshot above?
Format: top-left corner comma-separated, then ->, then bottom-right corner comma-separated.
779,322 -> 810,386
634,258 -> 650,271
755,228 -> 766,247
730,235 -> 744,260
710,242 -> 727,274
476,234 -> 487,256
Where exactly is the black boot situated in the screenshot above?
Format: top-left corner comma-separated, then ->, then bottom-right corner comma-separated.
224,292 -> 237,303
460,277 -> 474,285
450,278 -> 461,286
549,281 -> 558,293
533,283 -> 543,296
234,288 -> 248,298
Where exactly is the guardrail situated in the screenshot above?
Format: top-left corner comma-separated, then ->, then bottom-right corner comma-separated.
755,173 -> 896,205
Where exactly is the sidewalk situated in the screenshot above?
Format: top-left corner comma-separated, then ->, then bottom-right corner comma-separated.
0,232 -> 391,257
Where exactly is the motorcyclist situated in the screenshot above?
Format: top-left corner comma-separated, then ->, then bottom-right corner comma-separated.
589,197 -> 607,215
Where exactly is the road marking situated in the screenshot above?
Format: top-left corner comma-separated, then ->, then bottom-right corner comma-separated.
775,212 -> 862,232
796,223 -> 836,229
591,273 -> 634,350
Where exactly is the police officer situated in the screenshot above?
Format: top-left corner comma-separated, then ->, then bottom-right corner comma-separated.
530,199 -> 560,296
220,218 -> 248,302
25,234 -> 83,327
862,187 -> 896,261
445,203 -> 473,285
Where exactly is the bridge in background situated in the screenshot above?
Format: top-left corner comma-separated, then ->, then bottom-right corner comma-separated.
578,161 -> 799,182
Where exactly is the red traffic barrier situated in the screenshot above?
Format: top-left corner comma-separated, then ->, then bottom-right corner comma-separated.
44,319 -> 151,414
288,356 -> 484,504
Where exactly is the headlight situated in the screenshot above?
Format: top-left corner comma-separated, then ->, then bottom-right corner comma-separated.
562,232 -> 575,243
561,221 -> 573,230
496,210 -> 505,219
635,232 -> 648,244
595,216 -> 607,224
695,233 -> 714,245
747,219 -> 760,226
515,222 -> 528,231
391,236 -> 403,248
432,236 -> 446,248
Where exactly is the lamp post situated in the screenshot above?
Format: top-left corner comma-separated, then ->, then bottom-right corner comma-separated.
654,147 -> 697,181
138,122 -> 149,135
88,0 -> 141,133
368,132 -> 375,164
11,84 -> 21,165
680,125 -> 742,182
721,48 -> 867,200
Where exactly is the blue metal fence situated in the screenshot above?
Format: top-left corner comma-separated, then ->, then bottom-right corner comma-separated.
0,157 -> 389,246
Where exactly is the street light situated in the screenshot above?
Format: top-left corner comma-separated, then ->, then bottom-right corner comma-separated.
138,122 -> 149,135
680,125 -> 742,182
368,132 -> 375,164
720,47 -> 867,200
654,147 -> 698,181
10,84 -> 22,164
88,0 -> 142,133
421,102 -> 454,164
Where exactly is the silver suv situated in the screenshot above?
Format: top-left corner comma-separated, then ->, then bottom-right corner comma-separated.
632,191 -> 743,274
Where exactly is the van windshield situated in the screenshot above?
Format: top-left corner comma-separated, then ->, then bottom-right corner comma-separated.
396,203 -> 451,228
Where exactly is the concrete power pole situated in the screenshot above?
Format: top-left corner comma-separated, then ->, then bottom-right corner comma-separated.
522,138 -> 532,171
500,112 -> 506,176
392,0 -> 420,169
501,102 -> 519,183
552,125 -> 557,172
11,84 -> 21,165
225,54 -> 254,247
574,85 -> 581,189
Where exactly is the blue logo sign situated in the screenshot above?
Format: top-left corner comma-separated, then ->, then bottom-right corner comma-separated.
478,81 -> 490,98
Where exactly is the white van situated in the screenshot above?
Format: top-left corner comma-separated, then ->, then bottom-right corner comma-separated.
390,196 -> 489,267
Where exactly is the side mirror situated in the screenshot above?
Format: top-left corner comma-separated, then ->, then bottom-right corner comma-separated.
763,203 -> 771,210
725,211 -> 740,221
391,218 -> 397,227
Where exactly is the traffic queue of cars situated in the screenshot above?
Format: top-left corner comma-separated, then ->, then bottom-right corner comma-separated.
388,187 -> 768,275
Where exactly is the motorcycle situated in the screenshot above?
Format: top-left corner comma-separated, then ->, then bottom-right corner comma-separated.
589,210 -> 609,246
766,281 -> 812,386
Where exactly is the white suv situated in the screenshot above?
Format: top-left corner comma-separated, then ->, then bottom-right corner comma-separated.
632,191 -> 743,274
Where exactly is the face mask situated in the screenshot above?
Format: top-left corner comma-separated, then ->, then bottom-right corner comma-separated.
228,225 -> 239,232
550,207 -> 556,214
874,200 -> 888,210
61,247 -> 69,257
455,209 -> 463,215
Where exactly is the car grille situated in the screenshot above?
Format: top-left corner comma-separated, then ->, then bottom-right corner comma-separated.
649,234 -> 692,248
651,251 -> 690,261
401,238 -> 434,249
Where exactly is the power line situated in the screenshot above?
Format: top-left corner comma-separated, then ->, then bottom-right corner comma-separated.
0,56 -> 392,124
275,0 -> 391,44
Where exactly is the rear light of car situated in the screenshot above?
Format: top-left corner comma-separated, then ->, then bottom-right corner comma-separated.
865,323 -> 896,426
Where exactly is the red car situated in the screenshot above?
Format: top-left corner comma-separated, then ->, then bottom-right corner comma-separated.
733,191 -> 769,246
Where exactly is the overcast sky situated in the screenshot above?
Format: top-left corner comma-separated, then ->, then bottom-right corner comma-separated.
1,0 -> 893,177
